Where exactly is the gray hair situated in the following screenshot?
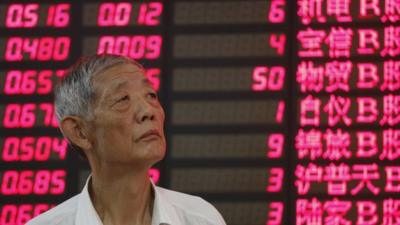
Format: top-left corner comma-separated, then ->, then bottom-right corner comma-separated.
55,54 -> 143,123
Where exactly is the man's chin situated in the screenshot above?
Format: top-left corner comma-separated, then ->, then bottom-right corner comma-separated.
143,146 -> 166,163
151,148 -> 166,163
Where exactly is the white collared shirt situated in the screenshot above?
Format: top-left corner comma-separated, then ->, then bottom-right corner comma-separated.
26,177 -> 226,225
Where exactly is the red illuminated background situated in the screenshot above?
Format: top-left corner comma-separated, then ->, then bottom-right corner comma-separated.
0,1 -> 399,225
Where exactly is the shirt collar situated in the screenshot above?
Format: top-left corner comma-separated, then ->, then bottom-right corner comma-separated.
75,175 -> 178,225
75,176 -> 103,225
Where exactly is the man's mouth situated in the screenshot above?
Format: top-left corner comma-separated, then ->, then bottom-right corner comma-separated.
137,129 -> 161,141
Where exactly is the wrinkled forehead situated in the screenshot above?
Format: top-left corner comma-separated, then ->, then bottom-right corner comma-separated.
93,62 -> 145,85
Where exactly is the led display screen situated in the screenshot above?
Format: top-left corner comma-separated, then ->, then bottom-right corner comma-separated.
0,1 -> 399,225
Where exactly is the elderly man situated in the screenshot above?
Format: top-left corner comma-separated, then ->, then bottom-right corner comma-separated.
27,55 -> 226,225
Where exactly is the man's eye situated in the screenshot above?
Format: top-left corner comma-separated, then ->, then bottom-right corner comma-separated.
117,95 -> 129,102
148,92 -> 158,99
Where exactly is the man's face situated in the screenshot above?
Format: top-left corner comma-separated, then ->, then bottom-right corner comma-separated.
86,63 -> 166,168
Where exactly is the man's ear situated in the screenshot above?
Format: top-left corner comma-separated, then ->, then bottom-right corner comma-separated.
59,116 -> 92,151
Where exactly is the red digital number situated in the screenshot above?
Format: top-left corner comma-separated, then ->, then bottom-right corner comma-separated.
98,3 -> 132,26
3,103 -> 58,128
268,0 -> 285,23
275,101 -> 285,124
4,70 -> 54,95
6,4 -> 39,28
267,134 -> 284,158
97,2 -> 162,26
145,68 -> 161,91
39,103 -> 58,127
46,4 -> 70,27
2,137 -> 67,161
267,202 -> 284,225
266,168 -> 284,193
97,35 -> 162,59
252,66 -> 286,91
3,104 -> 36,128
270,34 -> 286,55
149,168 -> 160,184
5,37 -> 70,61
137,2 -> 163,26
1,170 -> 66,195
1,204 -> 51,225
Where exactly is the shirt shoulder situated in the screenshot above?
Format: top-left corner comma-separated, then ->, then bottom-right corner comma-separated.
26,194 -> 80,225
156,186 -> 226,225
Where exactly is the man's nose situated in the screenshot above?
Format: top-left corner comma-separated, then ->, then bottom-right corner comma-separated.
140,111 -> 155,122
136,98 -> 155,123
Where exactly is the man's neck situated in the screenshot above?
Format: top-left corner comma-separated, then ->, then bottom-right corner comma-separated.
89,167 -> 153,225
